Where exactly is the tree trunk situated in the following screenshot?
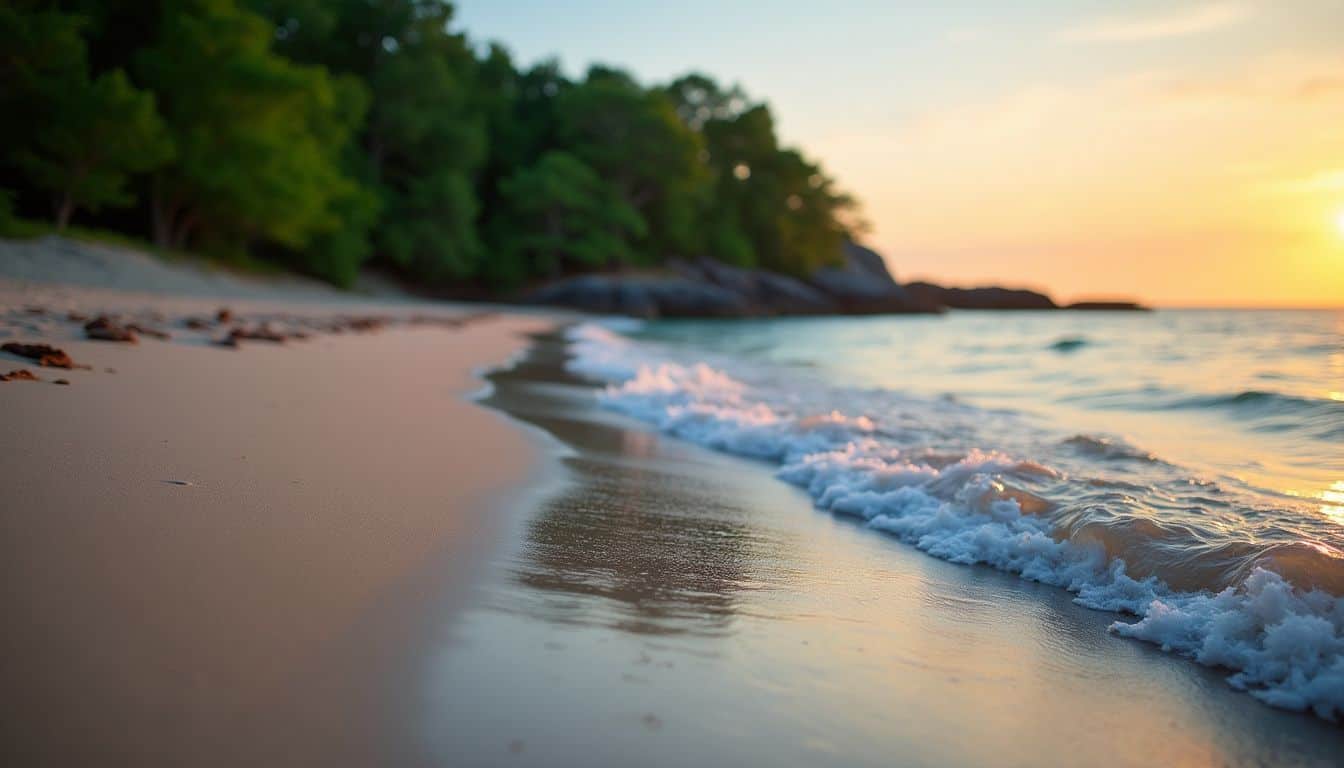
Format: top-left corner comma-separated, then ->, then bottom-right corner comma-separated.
151,179 -> 172,249
545,209 -> 562,276
169,211 -> 198,252
55,193 -> 74,231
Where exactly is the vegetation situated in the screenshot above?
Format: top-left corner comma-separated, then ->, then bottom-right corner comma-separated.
1,1 -> 862,291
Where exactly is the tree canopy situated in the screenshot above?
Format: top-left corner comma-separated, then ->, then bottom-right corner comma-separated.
1,1 -> 863,291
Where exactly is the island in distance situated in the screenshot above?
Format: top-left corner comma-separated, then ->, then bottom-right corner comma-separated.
526,241 -> 1149,318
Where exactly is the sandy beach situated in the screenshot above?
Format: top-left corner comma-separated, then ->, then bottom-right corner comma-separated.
3,241 -> 1341,766
0,246 -> 556,765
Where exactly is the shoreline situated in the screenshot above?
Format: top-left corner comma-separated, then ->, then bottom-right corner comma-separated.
2,259 -> 1340,764
0,283 -> 558,765
428,329 -> 1344,766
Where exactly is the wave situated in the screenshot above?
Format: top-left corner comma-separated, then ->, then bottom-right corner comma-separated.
1048,336 -> 1089,353
1172,390 -> 1344,441
565,321 -> 1344,721
1061,434 -> 1159,463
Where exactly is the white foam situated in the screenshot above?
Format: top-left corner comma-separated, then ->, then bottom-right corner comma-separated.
563,321 -> 1344,721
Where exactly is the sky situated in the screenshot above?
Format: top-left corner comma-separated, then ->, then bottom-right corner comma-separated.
457,1 -> 1344,306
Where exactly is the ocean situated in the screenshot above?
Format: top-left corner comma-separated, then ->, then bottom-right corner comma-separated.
564,308 -> 1344,720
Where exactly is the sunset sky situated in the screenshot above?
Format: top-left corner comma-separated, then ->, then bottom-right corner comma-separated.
459,1 -> 1344,307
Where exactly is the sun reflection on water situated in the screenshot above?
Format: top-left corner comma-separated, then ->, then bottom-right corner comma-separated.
1322,481 -> 1344,526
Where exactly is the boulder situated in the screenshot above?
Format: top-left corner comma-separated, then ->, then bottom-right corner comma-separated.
524,241 -> 952,318
809,242 -> 932,313
904,281 -> 1057,310
526,274 -> 751,319
671,258 -> 838,315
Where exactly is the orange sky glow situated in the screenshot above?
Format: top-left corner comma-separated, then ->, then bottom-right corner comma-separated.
465,1 -> 1344,307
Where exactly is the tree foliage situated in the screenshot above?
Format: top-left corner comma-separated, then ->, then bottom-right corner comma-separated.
0,6 -> 170,228
493,151 -> 646,284
1,1 -> 862,290
136,0 -> 366,262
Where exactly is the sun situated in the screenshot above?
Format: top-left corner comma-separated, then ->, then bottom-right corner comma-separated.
1337,209 -> 1344,238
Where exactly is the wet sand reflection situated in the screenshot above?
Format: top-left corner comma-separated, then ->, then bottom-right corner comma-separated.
481,331 -> 780,637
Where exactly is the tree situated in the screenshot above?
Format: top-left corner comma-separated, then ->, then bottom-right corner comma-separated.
136,0 -> 364,258
260,0 -> 488,283
554,66 -> 708,262
1,6 -> 170,228
492,151 -> 646,285
666,73 -> 860,276
17,70 -> 171,229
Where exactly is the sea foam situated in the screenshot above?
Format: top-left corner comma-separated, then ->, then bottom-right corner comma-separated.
565,321 -> 1344,721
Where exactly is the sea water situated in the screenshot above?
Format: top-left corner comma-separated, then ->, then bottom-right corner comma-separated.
564,309 -> 1344,720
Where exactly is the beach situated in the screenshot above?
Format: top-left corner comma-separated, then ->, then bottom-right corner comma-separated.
435,331 -> 1343,767
0,247 -> 556,765
2,240 -> 1341,766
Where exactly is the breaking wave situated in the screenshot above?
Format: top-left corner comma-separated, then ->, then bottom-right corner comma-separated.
564,321 -> 1344,721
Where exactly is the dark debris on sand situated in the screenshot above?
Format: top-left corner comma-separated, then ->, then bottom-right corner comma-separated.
2,342 -> 78,368
226,325 -> 288,343
127,323 -> 170,340
4,307 -> 492,377
84,317 -> 139,343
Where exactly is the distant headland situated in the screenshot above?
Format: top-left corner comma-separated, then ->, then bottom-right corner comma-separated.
524,241 -> 1149,318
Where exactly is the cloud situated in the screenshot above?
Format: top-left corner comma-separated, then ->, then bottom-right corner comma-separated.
1062,3 -> 1251,43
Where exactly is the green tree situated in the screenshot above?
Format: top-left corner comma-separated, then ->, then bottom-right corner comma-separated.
554,66 -> 708,262
18,69 -> 172,229
260,0 -> 488,283
666,74 -> 859,276
491,151 -> 646,285
1,6 -> 170,228
136,0 -> 365,262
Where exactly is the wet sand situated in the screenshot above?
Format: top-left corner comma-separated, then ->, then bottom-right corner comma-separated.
0,290 -> 554,766
425,332 -> 1344,767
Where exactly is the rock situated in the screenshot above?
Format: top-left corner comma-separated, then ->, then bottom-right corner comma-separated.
216,308 -> 233,323
2,342 -> 76,368
671,258 -> 838,315
52,378 -> 70,385
808,242 -> 934,314
1,369 -> 39,382
904,282 -> 1057,310
526,241 -> 947,318
84,316 -> 139,343
1064,301 -> 1149,311
527,274 -> 751,318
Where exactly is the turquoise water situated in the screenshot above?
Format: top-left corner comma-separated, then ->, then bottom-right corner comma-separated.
568,309 -> 1344,718
633,309 -> 1344,527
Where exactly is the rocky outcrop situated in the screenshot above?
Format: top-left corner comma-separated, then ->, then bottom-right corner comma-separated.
669,258 -> 838,315
523,242 -> 1147,318
904,281 -> 1058,310
809,241 -> 929,314
526,274 -> 752,318
1065,301 -> 1150,311
526,241 -> 938,318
